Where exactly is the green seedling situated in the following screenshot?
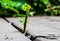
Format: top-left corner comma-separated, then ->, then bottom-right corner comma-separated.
20,3 -> 31,34
20,3 -> 34,34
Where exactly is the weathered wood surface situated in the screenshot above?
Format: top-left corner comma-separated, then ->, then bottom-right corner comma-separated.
6,16 -> 60,41
0,18 -> 31,41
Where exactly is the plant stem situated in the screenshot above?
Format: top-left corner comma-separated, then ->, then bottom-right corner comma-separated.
23,10 -> 29,34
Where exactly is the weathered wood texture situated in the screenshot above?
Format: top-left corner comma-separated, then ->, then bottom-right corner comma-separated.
0,18 -> 31,41
6,16 -> 60,41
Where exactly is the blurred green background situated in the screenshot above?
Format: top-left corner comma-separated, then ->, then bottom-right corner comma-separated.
0,0 -> 60,17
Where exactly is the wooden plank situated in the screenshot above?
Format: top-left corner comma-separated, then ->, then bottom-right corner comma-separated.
0,18 -> 31,41
6,17 -> 60,41
0,18 -> 18,33
6,17 -> 60,35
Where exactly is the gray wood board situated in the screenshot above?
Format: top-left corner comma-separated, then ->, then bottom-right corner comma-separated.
0,18 -> 31,41
6,17 -> 60,37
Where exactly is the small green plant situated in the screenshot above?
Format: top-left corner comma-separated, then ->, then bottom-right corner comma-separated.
0,0 -> 33,35
20,3 -> 32,34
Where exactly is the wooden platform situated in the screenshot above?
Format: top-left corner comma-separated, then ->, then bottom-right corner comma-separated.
1,16 -> 60,41
6,16 -> 60,41
0,18 -> 31,41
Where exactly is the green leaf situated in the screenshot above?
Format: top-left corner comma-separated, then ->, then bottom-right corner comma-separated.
42,0 -> 49,5
29,11 -> 35,16
58,0 -> 60,2
19,17 -> 25,23
33,2 -> 37,6
20,3 -> 31,11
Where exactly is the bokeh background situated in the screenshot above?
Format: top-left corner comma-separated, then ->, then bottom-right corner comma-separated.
0,0 -> 60,17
